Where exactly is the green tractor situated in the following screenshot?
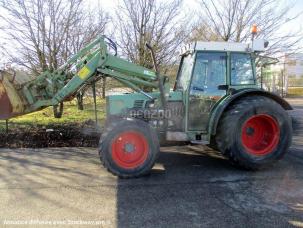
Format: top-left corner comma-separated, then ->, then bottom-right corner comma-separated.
0,36 -> 292,178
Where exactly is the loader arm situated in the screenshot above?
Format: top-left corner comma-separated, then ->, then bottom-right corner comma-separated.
0,36 -> 168,119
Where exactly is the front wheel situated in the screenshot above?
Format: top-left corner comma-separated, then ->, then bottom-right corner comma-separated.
99,119 -> 159,178
216,96 -> 292,170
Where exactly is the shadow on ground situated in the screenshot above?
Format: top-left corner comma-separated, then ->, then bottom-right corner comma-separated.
116,146 -> 303,228
0,145 -> 302,227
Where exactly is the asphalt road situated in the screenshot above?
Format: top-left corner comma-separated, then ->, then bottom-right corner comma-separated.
0,100 -> 303,227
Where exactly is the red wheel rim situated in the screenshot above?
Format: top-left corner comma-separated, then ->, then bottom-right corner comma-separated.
241,114 -> 280,156
111,131 -> 149,169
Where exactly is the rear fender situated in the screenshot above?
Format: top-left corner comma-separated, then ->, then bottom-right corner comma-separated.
209,89 -> 292,136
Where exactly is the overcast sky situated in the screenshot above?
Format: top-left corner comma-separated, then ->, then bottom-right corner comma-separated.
92,0 -> 303,40
94,0 -> 303,21
0,0 -> 302,66
1,0 -> 302,43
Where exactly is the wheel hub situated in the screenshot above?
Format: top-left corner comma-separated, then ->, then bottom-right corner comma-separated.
246,127 -> 255,136
124,143 -> 135,153
241,114 -> 280,156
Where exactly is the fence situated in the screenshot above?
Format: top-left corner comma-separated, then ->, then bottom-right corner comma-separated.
260,65 -> 303,97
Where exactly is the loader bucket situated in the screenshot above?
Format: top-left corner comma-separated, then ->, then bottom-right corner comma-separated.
0,71 -> 27,120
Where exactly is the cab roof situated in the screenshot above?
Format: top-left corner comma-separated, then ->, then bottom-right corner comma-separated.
194,41 -> 248,52
181,39 -> 266,55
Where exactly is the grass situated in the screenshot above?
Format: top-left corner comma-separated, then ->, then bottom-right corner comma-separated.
0,98 -> 107,132
287,87 -> 303,97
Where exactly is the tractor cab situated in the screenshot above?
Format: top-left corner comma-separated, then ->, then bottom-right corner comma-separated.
175,40 -> 267,134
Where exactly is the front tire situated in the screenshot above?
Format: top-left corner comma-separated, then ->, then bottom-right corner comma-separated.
99,119 -> 159,178
216,96 -> 292,170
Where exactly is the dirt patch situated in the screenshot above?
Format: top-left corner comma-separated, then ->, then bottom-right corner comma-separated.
0,120 -> 101,148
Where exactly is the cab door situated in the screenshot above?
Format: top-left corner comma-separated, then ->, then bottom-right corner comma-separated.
187,52 -> 227,131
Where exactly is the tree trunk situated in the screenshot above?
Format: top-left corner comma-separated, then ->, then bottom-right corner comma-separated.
77,92 -> 84,110
102,77 -> 106,99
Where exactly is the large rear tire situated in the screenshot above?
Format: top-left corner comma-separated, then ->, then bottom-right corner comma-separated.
99,119 -> 159,178
216,96 -> 292,170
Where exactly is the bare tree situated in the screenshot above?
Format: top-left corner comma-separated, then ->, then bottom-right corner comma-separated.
0,42 -> 7,68
0,0 -> 109,74
192,0 -> 303,56
0,0 -> 109,109
115,0 -> 189,71
64,2 -> 110,103
66,2 -> 110,59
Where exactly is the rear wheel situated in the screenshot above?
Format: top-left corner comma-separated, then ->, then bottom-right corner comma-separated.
99,119 -> 159,178
216,96 -> 292,170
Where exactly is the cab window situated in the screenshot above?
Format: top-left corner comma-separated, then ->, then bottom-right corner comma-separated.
231,53 -> 254,85
190,52 -> 227,95
176,54 -> 194,90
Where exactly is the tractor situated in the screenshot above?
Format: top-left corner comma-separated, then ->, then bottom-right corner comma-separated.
0,33 -> 292,178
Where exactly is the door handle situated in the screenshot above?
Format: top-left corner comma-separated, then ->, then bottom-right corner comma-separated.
192,86 -> 204,92
218,85 -> 229,90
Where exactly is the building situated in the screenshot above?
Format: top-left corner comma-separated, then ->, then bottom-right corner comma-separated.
285,53 -> 303,80
284,54 -> 303,91
261,53 -> 303,96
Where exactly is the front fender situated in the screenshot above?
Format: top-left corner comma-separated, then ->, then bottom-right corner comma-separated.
209,89 -> 292,136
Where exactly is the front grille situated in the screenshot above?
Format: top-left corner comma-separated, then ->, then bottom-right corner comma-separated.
133,100 -> 144,109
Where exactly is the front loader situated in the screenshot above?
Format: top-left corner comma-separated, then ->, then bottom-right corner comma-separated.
0,34 -> 293,178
